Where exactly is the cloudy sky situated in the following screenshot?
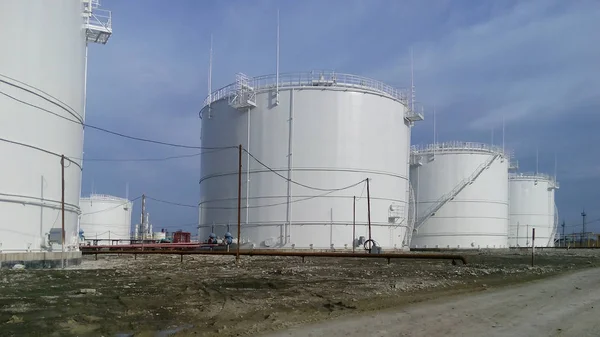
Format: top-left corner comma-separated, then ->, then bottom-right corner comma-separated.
83,0 -> 600,235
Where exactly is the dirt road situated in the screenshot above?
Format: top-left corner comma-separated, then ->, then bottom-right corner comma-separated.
265,267 -> 600,337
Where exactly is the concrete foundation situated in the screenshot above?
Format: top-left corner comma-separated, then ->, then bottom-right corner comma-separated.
0,251 -> 82,269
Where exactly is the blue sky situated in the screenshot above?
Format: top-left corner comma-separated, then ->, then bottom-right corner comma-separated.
82,0 -> 600,236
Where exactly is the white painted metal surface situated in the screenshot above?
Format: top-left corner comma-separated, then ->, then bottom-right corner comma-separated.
79,195 -> 132,244
508,173 -> 559,247
0,1 -> 111,252
410,142 -> 511,249
154,232 -> 167,241
199,71 -> 421,249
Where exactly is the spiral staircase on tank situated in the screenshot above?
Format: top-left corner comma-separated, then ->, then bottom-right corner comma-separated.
413,154 -> 500,232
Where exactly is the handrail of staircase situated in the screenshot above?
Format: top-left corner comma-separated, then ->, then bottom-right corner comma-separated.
414,154 -> 499,230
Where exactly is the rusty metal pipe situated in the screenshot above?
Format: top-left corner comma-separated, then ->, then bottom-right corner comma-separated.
82,250 -> 467,264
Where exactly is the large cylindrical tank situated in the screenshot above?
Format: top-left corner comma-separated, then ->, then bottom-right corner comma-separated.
410,142 -> 510,249
79,195 -> 133,244
198,71 -> 422,249
508,173 -> 559,247
0,1 -> 88,252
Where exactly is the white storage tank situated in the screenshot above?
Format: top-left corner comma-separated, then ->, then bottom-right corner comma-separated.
0,1 -> 111,257
79,194 -> 133,245
198,71 -> 423,249
410,142 -> 512,249
508,173 -> 559,247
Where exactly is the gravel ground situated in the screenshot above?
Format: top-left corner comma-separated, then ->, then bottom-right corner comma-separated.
264,265 -> 600,337
0,249 -> 598,337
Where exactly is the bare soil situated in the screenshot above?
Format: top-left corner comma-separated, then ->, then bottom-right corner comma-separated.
0,249 -> 598,337
265,264 -> 600,337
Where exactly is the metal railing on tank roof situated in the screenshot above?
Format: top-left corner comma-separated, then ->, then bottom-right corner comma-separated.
509,172 -> 559,187
411,141 -> 513,159
203,71 -> 410,107
82,194 -> 130,202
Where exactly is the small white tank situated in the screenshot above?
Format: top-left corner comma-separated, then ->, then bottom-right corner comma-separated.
79,194 -> 132,245
410,142 -> 511,249
508,173 -> 559,247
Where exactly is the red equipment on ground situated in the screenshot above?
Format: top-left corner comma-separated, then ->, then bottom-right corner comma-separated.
172,231 -> 191,243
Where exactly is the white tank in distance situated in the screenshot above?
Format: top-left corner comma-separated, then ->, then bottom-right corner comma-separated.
79,194 -> 133,245
198,71 -> 423,249
410,142 -> 511,249
508,173 -> 559,247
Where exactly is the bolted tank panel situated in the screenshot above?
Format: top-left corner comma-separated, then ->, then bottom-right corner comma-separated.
79,195 -> 133,245
0,1 -> 88,251
508,173 -> 558,247
410,142 -> 510,249
199,72 -> 421,249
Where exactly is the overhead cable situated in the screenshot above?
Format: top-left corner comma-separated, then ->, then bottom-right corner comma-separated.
0,77 -> 235,150
244,148 -> 367,192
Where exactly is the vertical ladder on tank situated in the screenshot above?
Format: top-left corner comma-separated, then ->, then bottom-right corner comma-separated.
414,154 -> 500,231
229,73 -> 257,110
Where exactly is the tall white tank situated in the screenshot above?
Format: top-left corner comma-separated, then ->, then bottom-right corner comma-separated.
0,1 -> 111,253
198,71 -> 423,249
410,142 -> 511,249
508,173 -> 559,247
79,194 -> 133,244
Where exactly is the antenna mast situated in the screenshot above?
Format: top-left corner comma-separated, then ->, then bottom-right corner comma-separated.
275,9 -> 280,106
536,147 -> 539,175
433,104 -> 436,143
410,48 -> 415,112
554,153 -> 557,182
208,34 -> 213,117
502,115 -> 505,154
433,104 -> 437,156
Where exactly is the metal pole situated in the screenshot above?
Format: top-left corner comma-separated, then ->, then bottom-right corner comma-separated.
236,144 -> 242,263
141,194 -> 146,240
531,228 -> 535,267
561,220 -> 565,247
516,221 -> 520,247
352,196 -> 356,253
366,178 -> 372,250
61,155 -> 65,269
581,210 -> 586,247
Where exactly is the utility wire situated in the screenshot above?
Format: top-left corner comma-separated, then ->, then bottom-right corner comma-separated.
0,77 -> 235,150
145,196 -> 197,208
244,148 -> 367,192
200,188 -> 355,210
79,147 -> 229,162
146,179 -> 364,210
83,152 -> 200,162
80,196 -> 141,216
0,137 -> 82,170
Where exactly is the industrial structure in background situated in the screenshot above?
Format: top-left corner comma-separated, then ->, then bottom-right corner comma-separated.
0,0 -> 111,267
410,142 -> 516,249
198,71 -> 423,250
508,172 -> 559,247
79,194 -> 133,245
134,195 -> 154,240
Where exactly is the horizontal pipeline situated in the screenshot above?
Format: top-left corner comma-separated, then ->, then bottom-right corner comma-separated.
82,249 -> 467,265
80,243 -> 203,249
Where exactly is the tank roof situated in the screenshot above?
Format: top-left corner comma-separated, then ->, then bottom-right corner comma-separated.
203,70 -> 410,107
80,194 -> 130,202
509,172 -> 560,188
411,141 -> 512,158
